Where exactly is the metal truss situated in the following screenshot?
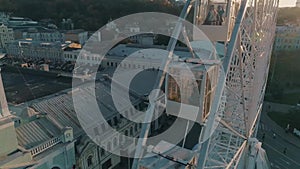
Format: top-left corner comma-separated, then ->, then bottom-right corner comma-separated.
133,0 -> 278,168
200,0 -> 279,168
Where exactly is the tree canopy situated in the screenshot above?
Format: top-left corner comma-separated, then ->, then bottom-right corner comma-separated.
0,0 -> 181,31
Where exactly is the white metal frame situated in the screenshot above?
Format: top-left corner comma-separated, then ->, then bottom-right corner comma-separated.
199,0 -> 279,168
133,0 -> 279,168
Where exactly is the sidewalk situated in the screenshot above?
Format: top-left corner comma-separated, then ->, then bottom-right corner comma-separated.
261,102 -> 300,149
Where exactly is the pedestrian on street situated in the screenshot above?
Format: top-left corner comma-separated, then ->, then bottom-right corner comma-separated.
283,147 -> 287,154
262,133 -> 265,141
273,133 -> 276,139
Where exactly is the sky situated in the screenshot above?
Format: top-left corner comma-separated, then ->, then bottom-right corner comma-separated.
279,0 -> 296,7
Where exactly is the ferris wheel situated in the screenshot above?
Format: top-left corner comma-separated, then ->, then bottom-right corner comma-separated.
131,0 -> 279,168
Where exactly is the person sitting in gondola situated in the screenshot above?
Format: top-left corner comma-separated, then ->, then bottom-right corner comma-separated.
204,5 -> 219,25
217,5 -> 225,25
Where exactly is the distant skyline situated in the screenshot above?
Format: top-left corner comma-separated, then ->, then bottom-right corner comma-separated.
279,0 -> 296,7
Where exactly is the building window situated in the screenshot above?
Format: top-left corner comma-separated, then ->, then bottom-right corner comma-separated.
130,126 -> 134,136
52,167 -> 60,169
101,148 -> 105,156
102,159 -> 112,169
87,155 -> 93,167
113,116 -> 118,125
107,142 -> 112,151
135,124 -> 138,132
113,137 -> 118,147
108,120 -> 112,126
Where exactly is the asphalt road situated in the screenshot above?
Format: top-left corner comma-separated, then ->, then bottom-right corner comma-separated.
257,102 -> 300,169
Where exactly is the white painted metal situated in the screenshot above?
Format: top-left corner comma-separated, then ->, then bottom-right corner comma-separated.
133,0 -> 278,168
197,0 -> 279,168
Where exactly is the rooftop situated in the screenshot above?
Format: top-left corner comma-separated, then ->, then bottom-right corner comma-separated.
18,80 -> 141,149
8,39 -> 70,49
16,118 -> 61,149
64,29 -> 86,34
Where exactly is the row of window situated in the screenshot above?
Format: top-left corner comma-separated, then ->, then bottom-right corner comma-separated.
85,154 -> 112,169
64,54 -> 78,60
275,45 -> 300,49
276,38 -> 300,44
105,61 -> 160,70
0,29 -> 13,33
87,122 -> 141,168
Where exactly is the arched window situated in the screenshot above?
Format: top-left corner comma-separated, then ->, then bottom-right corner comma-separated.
101,148 -> 105,156
113,116 -> 118,126
107,120 -> 112,126
130,126 -> 134,136
87,155 -> 93,167
113,137 -> 118,147
52,167 -> 60,169
135,124 -> 138,132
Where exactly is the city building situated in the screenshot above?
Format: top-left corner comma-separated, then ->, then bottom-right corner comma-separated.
129,34 -> 155,46
0,24 -> 14,52
123,23 -> 156,45
8,17 -> 38,27
61,18 -> 74,30
95,20 -> 119,42
63,48 -> 80,62
0,69 -> 76,169
0,71 -> 159,169
273,25 -> 300,51
64,29 -> 88,45
23,29 -> 65,42
66,44 -> 194,72
297,0 -> 300,7
6,40 -> 69,62
0,12 -> 9,25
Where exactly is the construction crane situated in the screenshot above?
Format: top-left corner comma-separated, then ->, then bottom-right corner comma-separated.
132,0 -> 279,168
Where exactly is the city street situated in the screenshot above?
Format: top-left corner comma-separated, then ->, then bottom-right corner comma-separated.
257,102 -> 300,169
